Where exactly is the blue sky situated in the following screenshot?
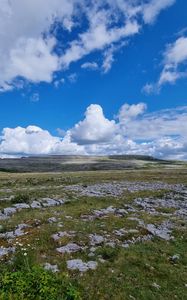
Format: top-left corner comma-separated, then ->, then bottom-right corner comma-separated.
0,0 -> 187,159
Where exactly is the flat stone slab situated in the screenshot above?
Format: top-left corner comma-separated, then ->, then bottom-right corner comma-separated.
42,198 -> 60,207
145,222 -> 173,241
67,259 -> 97,272
89,234 -> 105,246
0,223 -> 30,240
13,203 -> 30,209
56,243 -> 82,254
0,198 -> 65,220
30,201 -> 41,209
3,207 -> 17,216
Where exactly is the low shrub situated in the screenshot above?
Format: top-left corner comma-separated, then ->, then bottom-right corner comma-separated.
11,193 -> 31,204
0,266 -> 81,300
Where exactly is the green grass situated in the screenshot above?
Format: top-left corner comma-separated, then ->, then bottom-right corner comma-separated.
0,168 -> 187,299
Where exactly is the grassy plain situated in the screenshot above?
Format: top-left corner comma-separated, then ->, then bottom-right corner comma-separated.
0,165 -> 187,299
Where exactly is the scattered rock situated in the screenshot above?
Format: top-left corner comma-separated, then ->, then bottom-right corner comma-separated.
88,252 -> 95,257
3,207 -> 17,216
0,223 -> 30,240
67,259 -> 97,272
65,216 -> 73,219
0,246 -> 15,258
44,263 -> 59,273
134,195 -> 187,217
113,228 -> 139,237
152,282 -> 161,289
0,197 -> 65,221
56,243 -> 82,254
65,181 -> 184,198
170,254 -> 180,263
48,217 -> 58,223
30,201 -> 42,209
42,198 -> 59,207
0,213 -> 8,220
145,221 -> 173,241
13,203 -> 30,209
52,231 -> 75,241
89,247 -> 97,252
105,241 -> 116,248
89,234 -> 105,246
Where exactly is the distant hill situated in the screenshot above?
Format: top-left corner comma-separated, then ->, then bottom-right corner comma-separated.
0,155 -> 172,173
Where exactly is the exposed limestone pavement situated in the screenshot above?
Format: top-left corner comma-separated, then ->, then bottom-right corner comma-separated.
65,181 -> 185,197
0,180 -> 187,274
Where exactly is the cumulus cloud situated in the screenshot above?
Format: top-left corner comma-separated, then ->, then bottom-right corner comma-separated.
0,103 -> 187,160
0,0 -> 76,91
70,104 -> 117,144
0,0 -> 176,91
118,103 -> 147,123
0,125 -> 85,156
143,35 -> 187,93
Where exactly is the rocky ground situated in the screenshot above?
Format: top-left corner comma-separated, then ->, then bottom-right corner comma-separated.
0,169 -> 187,299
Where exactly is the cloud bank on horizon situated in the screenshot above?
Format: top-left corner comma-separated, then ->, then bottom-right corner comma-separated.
1,103 -> 187,160
0,0 -> 177,92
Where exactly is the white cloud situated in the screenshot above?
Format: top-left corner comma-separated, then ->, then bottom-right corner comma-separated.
118,103 -> 147,123
0,125 -> 85,156
0,0 -> 176,91
102,48 -> 115,74
142,0 -> 175,24
158,36 -> 187,86
0,0 -> 76,91
81,62 -> 98,70
118,104 -> 187,140
158,68 -> 182,86
54,77 -> 65,88
60,20 -> 140,68
1,103 -> 186,160
141,83 -> 155,94
143,36 -> 187,92
164,36 -> 187,65
101,40 -> 128,73
70,104 -> 117,144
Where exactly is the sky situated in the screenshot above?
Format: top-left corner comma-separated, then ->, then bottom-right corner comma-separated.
0,0 -> 187,159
